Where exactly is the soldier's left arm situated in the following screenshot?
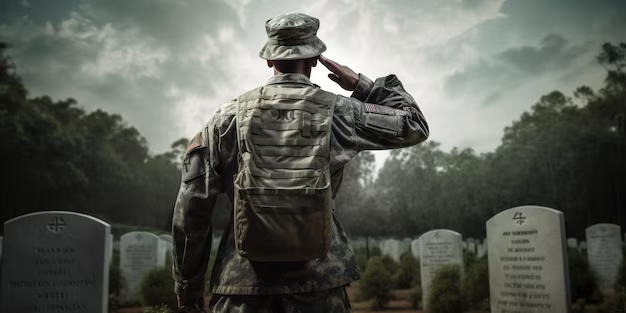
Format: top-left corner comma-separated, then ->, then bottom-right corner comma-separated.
171,113 -> 224,306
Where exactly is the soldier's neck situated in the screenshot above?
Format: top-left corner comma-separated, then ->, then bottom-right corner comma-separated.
273,68 -> 311,78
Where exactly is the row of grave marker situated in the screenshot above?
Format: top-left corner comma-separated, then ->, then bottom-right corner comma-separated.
0,207 -> 624,313
350,206 -> 624,312
350,237 -> 489,261
353,234 -> 620,265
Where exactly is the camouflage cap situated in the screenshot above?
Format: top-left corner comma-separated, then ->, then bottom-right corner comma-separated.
259,13 -> 327,61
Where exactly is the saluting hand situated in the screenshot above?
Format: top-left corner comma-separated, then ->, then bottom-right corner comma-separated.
318,55 -> 359,91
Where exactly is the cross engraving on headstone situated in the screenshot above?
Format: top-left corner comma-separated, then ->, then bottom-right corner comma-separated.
47,217 -> 66,233
512,212 -> 527,225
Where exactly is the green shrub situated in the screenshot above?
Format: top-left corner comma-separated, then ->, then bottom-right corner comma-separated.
139,266 -> 177,310
359,256 -> 394,310
572,298 -> 589,313
427,264 -> 463,313
356,253 -> 368,273
410,285 -> 422,309
395,254 -> 419,289
599,289 -> 626,313
369,247 -> 381,258
143,304 -> 173,313
568,248 -> 598,301
463,250 -> 477,270
616,257 -> 626,291
380,254 -> 399,277
108,294 -> 120,313
412,258 -> 421,287
462,256 -> 489,310
109,254 -> 124,296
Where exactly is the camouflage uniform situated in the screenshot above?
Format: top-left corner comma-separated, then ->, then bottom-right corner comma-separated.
172,13 -> 429,313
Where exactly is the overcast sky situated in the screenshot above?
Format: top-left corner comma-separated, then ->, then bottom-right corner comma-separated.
1,0 -> 625,171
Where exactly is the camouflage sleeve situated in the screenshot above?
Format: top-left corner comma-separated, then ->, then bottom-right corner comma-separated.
171,113 -> 224,303
345,73 -> 429,151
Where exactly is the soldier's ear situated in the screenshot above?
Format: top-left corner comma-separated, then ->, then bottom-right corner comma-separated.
267,60 -> 274,68
310,58 -> 317,67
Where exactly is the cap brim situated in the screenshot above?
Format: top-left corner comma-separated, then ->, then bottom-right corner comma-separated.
259,37 -> 327,60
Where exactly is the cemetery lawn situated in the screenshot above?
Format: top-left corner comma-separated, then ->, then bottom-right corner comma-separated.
112,281 -> 603,313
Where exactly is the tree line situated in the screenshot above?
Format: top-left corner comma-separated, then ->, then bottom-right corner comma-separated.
1,42 -> 624,240
341,42 -> 626,240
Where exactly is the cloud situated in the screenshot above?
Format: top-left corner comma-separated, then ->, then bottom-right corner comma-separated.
443,33 -> 591,107
0,0 -> 622,169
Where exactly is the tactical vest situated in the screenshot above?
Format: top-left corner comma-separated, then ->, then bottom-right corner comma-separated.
233,83 -> 337,262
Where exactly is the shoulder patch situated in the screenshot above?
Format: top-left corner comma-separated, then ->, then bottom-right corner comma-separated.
185,132 -> 203,153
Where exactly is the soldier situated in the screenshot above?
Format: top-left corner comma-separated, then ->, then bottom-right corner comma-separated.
172,12 -> 429,313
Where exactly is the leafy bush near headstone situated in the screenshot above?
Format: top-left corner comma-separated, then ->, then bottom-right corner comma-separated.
108,294 -> 121,313
139,265 -> 177,310
380,254 -> 399,278
568,248 -> 599,301
615,256 -> 626,291
462,256 -> 489,310
369,247 -> 381,258
572,299 -> 589,313
427,264 -> 463,313
599,289 -> 626,313
108,251 -> 127,311
463,250 -> 477,270
359,256 -> 394,310
409,285 -> 422,309
356,253 -> 368,273
394,254 -> 419,289
109,252 -> 124,296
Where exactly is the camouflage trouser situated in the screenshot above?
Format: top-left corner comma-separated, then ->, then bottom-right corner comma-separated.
208,286 -> 351,313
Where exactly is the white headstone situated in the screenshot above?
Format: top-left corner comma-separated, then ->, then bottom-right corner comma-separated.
367,238 -> 379,253
586,223 -> 623,295
410,239 -> 420,259
419,229 -> 464,312
567,238 -> 578,249
1,211 -> 111,313
466,237 -> 478,254
578,241 -> 587,253
487,205 -> 571,313
350,237 -> 367,250
119,231 -> 166,301
401,238 -> 412,258
381,239 -> 402,263
159,234 -> 172,243
476,242 -> 487,259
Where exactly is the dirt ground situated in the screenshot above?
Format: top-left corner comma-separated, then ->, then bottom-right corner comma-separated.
114,285 -> 600,313
114,281 -> 424,313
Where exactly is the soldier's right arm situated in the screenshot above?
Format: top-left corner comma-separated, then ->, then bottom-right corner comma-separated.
319,55 -> 428,151
346,73 -> 429,151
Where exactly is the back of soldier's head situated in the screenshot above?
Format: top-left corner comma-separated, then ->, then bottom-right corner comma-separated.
259,13 -> 326,74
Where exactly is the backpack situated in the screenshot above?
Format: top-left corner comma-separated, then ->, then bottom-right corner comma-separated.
233,83 -> 337,262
